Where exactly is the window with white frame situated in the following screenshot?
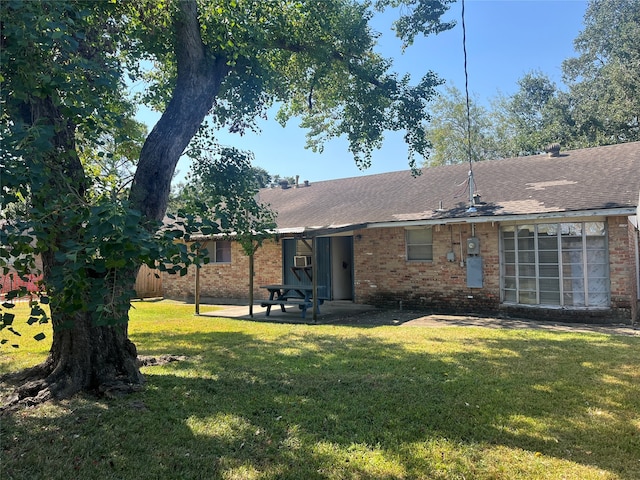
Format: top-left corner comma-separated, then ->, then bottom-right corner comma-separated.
203,240 -> 231,263
501,222 -> 609,307
406,227 -> 433,261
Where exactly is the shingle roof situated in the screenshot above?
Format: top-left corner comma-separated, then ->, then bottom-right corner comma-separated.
258,142 -> 640,230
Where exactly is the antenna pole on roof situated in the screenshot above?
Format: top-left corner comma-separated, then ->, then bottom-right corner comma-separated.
461,0 -> 477,213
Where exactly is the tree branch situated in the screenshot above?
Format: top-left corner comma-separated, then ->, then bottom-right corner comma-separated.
129,0 -> 230,222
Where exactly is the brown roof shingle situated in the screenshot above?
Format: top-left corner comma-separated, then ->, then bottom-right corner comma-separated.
258,142 -> 640,230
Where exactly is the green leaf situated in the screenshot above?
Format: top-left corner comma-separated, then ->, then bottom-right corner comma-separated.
33,332 -> 47,341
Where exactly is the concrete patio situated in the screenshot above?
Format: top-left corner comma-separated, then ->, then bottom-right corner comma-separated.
193,300 -> 639,335
196,300 -> 378,324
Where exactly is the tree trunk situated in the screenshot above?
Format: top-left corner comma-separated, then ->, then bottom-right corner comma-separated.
3,1 -> 228,410
8,298 -> 143,406
3,96 -> 144,407
129,0 -> 230,221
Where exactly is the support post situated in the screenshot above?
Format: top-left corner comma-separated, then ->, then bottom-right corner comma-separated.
312,236 -> 318,322
249,250 -> 255,317
195,258 -> 201,315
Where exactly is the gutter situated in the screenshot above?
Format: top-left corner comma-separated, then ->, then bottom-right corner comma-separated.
190,208 -> 637,239
276,223 -> 368,238
367,207 -> 637,229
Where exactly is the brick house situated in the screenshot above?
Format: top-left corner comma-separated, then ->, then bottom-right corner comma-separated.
163,142 -> 640,324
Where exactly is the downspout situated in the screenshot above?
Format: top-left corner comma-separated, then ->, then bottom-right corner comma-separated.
634,222 -> 639,327
459,226 -> 464,267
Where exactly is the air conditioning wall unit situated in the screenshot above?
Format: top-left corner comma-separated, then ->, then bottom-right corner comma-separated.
294,255 -> 311,267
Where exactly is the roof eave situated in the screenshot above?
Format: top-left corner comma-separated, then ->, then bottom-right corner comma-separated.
276,223 -> 368,238
190,207 -> 637,239
367,207 -> 637,228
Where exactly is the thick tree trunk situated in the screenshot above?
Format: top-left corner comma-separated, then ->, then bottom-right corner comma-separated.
47,311 -> 142,396
3,0 -> 227,412
3,99 -> 145,408
6,303 -> 143,406
39,250 -> 143,401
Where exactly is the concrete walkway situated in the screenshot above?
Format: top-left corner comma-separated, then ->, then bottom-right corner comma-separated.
399,313 -> 639,336
197,301 -> 639,336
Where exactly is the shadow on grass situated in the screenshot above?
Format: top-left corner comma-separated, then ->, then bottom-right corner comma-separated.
2,328 -> 639,479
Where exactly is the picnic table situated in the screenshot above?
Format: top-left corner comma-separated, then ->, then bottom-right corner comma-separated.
260,284 -> 326,319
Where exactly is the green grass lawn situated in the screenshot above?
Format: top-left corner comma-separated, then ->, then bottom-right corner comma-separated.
1,300 -> 639,480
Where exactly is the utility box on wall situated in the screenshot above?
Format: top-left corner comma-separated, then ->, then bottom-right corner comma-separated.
466,256 -> 483,288
466,237 -> 480,255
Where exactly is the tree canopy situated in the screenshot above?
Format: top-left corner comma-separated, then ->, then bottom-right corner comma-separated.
422,0 -> 639,165
172,146 -> 277,255
423,85 -> 502,166
1,0 -> 455,407
562,0 -> 640,145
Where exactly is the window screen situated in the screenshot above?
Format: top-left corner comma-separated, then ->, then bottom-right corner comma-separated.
501,222 -> 608,307
406,228 -> 433,261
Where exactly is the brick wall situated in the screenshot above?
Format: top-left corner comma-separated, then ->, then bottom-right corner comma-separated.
354,218 -> 637,323
353,223 -> 501,313
1,255 -> 44,298
163,216 -> 638,323
608,217 -> 638,322
162,240 -> 282,302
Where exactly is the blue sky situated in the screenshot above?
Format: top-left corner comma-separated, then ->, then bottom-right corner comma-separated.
136,0 -> 589,184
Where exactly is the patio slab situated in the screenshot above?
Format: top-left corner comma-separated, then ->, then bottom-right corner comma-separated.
197,300 -> 377,324
195,301 -> 639,335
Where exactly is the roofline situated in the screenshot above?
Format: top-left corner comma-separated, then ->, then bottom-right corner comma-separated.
367,207 -> 637,228
276,223 -> 368,238
188,208 -> 637,240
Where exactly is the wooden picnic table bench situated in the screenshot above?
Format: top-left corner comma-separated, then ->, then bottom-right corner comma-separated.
259,284 -> 327,319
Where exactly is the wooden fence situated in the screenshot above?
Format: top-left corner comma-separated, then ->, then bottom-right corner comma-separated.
1,267 -> 162,300
134,264 -> 163,299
